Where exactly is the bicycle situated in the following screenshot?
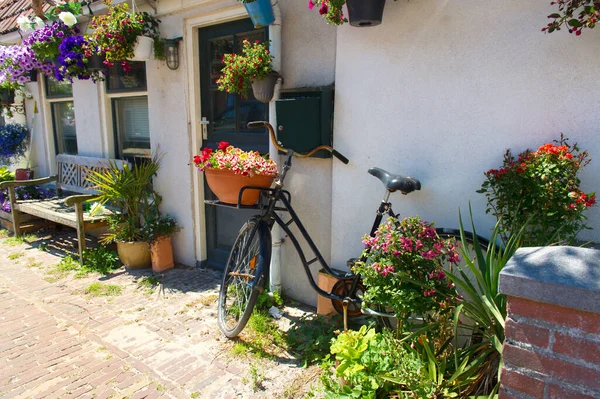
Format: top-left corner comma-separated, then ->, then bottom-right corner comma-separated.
207,121 -> 489,338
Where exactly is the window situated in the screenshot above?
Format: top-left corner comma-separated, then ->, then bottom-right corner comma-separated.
107,62 -> 150,160
45,79 -> 77,155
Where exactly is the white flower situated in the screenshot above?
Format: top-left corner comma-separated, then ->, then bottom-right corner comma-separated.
16,15 -> 32,32
33,17 -> 45,29
58,11 -> 77,27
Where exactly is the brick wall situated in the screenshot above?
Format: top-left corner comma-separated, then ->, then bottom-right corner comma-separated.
499,247 -> 600,399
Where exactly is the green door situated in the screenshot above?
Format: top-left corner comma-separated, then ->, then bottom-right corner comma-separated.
199,19 -> 269,270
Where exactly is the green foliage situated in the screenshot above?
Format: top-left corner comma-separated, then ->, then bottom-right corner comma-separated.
255,290 -> 283,310
85,283 -> 122,297
81,246 -> 120,275
88,153 -> 163,243
141,215 -> 180,244
320,326 -> 419,399
286,314 -> 341,367
543,0 -> 600,35
445,207 -> 527,395
0,166 -> 14,183
352,216 -> 460,325
216,39 -> 274,98
478,135 -> 595,246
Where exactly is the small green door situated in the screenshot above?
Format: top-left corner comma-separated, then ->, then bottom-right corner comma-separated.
199,19 -> 269,270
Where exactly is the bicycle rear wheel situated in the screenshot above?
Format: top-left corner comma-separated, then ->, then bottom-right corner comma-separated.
218,217 -> 272,338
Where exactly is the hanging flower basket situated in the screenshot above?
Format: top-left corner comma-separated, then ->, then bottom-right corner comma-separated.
244,0 -> 276,28
128,36 -> 154,61
347,0 -> 387,27
205,168 -> 274,205
251,72 -> 280,103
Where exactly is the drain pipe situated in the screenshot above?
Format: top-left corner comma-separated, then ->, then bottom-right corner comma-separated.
269,1 -> 283,294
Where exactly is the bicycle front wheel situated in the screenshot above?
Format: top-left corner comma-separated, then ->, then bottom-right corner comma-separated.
218,217 -> 272,338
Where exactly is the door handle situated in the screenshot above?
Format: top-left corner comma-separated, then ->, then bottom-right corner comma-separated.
199,117 -> 210,140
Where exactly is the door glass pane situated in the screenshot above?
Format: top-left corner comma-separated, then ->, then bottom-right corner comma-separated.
113,96 -> 151,158
52,101 -> 77,154
239,94 -> 267,133
212,90 -> 236,134
209,37 -> 233,86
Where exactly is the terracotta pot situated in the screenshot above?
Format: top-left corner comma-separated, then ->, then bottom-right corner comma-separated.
205,168 -> 274,205
117,241 -> 151,269
150,236 -> 175,273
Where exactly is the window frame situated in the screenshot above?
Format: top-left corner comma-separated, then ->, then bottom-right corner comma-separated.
44,77 -> 77,155
105,62 -> 150,160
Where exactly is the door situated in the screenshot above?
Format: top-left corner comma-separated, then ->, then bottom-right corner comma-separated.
199,19 -> 269,270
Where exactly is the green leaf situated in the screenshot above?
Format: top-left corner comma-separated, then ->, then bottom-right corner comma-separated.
568,19 -> 583,27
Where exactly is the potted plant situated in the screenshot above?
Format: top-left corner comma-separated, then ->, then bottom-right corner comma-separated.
309,0 -> 391,27
142,215 -> 180,272
216,39 -> 280,103
55,35 -> 104,82
90,0 -> 162,68
22,19 -> 80,68
0,45 -> 49,86
193,141 -> 277,205
88,154 -> 163,269
239,0 -> 275,28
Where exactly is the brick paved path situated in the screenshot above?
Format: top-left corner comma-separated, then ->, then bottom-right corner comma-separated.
0,233 -> 314,398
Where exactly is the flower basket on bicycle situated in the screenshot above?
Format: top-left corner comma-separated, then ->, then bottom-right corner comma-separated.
193,141 -> 278,206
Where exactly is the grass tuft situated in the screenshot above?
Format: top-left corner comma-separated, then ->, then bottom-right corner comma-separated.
85,283 -> 122,297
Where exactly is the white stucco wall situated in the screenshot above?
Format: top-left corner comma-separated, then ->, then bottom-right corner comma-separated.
275,0 -> 337,306
330,0 -> 600,269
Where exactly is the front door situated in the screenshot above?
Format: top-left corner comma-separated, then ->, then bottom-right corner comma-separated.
199,19 -> 269,270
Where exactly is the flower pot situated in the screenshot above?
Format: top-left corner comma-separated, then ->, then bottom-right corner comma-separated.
15,168 -> 34,180
244,0 -> 276,28
150,236 -> 175,273
0,89 -> 15,104
346,0 -> 387,27
87,54 -> 106,71
251,72 -> 280,103
116,241 -> 151,269
205,168 -> 274,205
28,70 -> 38,82
129,36 -> 154,61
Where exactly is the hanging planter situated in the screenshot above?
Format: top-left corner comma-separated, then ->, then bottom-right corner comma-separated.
128,36 -> 154,61
243,0 -> 275,28
346,0 -> 387,27
251,72 -> 280,103
87,53 -> 107,71
0,89 -> 15,104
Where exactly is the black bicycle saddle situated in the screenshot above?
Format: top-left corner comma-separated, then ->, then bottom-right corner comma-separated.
368,167 -> 421,194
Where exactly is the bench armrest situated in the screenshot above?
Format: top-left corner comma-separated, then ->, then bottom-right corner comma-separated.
64,194 -> 99,207
0,175 -> 58,190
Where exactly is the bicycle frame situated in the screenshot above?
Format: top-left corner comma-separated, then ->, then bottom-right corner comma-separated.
245,151 -> 400,306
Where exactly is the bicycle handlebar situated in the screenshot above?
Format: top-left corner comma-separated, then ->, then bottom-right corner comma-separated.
247,121 -> 349,164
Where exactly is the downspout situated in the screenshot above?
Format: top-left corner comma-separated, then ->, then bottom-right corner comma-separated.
269,1 -> 283,294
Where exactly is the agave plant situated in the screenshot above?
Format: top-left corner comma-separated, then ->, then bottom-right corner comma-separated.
447,206 -> 527,396
87,153 -> 163,242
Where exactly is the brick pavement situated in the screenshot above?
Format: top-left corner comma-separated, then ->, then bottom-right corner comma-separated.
0,231 -> 315,398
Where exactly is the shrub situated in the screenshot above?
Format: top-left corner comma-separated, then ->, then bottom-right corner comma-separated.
352,216 -> 460,329
0,124 -> 29,165
478,135 -> 595,246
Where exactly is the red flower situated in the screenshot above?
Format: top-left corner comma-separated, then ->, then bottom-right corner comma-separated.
218,142 -> 229,150
193,155 -> 201,165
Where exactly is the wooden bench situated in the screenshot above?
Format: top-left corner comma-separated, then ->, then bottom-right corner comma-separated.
0,154 -> 128,263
